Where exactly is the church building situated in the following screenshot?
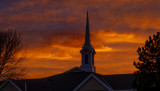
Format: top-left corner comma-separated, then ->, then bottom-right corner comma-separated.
0,12 -> 136,91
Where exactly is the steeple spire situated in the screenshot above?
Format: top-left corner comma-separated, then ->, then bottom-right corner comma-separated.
84,11 -> 91,46
80,11 -> 96,72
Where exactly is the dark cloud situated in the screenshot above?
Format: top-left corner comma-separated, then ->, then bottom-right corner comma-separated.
42,32 -> 84,48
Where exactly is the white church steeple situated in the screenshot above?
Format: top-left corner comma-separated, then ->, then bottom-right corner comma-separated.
80,11 -> 96,72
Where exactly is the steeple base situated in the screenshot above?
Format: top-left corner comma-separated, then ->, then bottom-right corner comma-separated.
80,65 -> 96,72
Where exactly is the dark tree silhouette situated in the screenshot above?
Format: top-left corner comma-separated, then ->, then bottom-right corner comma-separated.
133,32 -> 160,91
0,30 -> 24,80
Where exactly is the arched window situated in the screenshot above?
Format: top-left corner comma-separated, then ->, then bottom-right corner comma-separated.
85,54 -> 88,64
92,54 -> 94,65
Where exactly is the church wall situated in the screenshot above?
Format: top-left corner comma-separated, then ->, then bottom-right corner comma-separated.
78,77 -> 109,91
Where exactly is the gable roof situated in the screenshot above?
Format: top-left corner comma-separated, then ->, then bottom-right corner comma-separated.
73,73 -> 113,91
5,72 -> 91,91
0,72 -> 135,91
0,79 -> 23,91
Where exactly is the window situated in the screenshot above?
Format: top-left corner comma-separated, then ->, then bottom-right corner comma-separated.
85,54 -> 88,64
92,54 -> 94,65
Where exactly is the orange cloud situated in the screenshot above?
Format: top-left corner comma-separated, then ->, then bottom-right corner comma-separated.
19,30 -> 146,79
95,30 -> 145,43
26,46 -> 80,60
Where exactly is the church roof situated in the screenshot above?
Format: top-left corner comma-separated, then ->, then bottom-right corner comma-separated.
0,72 -> 134,91
103,74 -> 134,90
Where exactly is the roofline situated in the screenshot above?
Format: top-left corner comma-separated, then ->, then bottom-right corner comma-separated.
0,79 -> 23,91
64,67 -> 83,73
73,73 -> 114,91
115,89 -> 137,91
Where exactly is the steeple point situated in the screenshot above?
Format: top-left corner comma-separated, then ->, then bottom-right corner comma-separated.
84,11 -> 91,46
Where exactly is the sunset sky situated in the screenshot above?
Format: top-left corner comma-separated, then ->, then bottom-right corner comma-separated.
0,0 -> 159,79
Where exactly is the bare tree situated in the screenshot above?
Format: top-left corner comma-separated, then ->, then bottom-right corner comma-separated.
0,29 -> 24,80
